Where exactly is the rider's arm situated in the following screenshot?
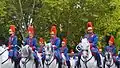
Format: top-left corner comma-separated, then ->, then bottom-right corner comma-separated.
64,47 -> 70,61
33,38 -> 37,50
55,38 -> 61,48
113,47 -> 116,56
42,47 -> 45,53
12,36 -> 17,47
64,47 -> 68,56
91,35 -> 98,47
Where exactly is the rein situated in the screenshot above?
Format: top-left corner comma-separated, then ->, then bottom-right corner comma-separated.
0,49 -> 7,56
81,56 -> 93,63
22,47 -> 31,67
105,52 -> 115,68
45,54 -> 55,65
0,49 -> 9,64
105,59 -> 114,68
81,55 -> 93,68
1,58 -> 9,64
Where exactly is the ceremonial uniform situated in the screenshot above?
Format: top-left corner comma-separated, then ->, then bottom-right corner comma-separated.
60,38 -> 70,68
104,36 -> 116,59
77,22 -> 102,68
8,25 -> 18,59
104,36 -> 119,67
38,38 -> 45,66
50,37 -> 61,59
50,25 -> 62,68
24,25 -> 40,68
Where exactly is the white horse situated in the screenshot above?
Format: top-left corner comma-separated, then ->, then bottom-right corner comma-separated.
0,45 -> 14,68
76,38 -> 100,68
104,52 -> 117,68
44,43 -> 58,68
20,45 -> 36,68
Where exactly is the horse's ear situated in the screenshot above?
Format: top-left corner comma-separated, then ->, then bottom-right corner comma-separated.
80,36 -> 83,42
21,44 -> 24,48
45,42 -> 47,46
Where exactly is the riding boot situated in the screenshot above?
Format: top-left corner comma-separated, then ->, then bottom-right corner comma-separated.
94,52 -> 102,68
115,61 -> 120,68
42,58 -> 45,68
34,59 -> 39,68
58,60 -> 62,68
66,61 -> 70,68
103,58 -> 106,68
77,56 -> 81,68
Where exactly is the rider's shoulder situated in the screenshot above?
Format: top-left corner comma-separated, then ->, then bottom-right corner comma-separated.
33,37 -> 37,40
56,37 -> 60,40
14,35 -> 17,38
105,46 -> 109,48
92,34 -> 98,38
93,34 -> 98,36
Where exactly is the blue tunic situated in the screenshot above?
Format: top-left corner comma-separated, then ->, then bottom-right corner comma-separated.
24,37 -> 40,62
8,35 -> 18,58
24,37 -> 37,50
84,33 -> 99,52
104,45 -> 116,56
50,37 -> 61,59
60,46 -> 70,61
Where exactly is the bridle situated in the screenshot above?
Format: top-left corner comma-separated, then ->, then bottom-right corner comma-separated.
80,49 -> 93,68
21,47 -> 31,68
44,45 -> 55,67
105,52 -> 114,68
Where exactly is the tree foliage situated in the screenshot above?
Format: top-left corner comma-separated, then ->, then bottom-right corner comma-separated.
0,0 -> 120,51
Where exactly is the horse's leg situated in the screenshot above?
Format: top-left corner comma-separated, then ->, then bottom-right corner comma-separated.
42,58 -> 45,68
66,61 -> 70,68
103,60 -> 105,68
92,52 -> 102,68
115,61 -> 120,68
57,58 -> 62,68
17,58 -> 21,68
77,55 -> 81,68
34,59 -> 39,68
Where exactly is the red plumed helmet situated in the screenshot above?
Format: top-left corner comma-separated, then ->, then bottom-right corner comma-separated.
109,36 -> 114,44
9,25 -> 16,32
87,22 -> 93,30
39,38 -> 44,44
27,25 -> 34,34
62,38 -> 67,45
50,25 -> 57,35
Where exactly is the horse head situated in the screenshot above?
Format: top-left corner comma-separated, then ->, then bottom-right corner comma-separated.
80,38 -> 91,59
44,43 -> 53,61
21,45 -> 33,59
105,52 -> 113,66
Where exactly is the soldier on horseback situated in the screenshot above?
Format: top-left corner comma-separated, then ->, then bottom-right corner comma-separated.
8,25 -> 18,60
104,36 -> 119,68
77,22 -> 102,68
38,37 -> 45,67
60,38 -> 70,68
24,25 -> 40,68
7,25 -> 21,68
49,24 -> 62,68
